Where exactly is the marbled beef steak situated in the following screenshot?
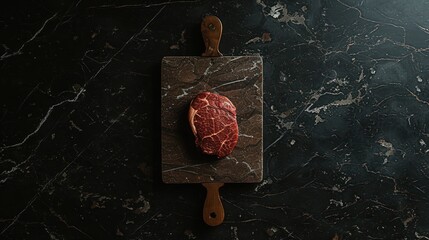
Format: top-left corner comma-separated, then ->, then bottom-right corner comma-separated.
188,92 -> 239,158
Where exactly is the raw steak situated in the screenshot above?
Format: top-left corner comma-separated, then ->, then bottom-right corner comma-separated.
188,92 -> 239,158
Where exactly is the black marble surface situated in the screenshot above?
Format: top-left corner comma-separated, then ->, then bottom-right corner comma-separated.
1,0 -> 429,239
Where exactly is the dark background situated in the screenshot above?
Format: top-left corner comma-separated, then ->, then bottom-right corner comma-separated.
1,0 -> 429,239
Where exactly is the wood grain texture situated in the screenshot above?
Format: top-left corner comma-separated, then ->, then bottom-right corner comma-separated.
202,183 -> 224,226
161,56 -> 263,183
201,16 -> 223,57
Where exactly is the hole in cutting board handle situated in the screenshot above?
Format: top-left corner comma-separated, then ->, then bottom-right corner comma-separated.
202,182 -> 224,226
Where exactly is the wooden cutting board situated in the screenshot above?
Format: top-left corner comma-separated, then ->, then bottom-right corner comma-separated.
161,16 -> 263,226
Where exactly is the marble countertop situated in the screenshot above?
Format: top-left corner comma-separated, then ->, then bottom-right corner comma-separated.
1,0 -> 429,239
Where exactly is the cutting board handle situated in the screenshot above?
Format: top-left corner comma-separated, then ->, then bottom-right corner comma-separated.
201,15 -> 223,57
202,182 -> 224,226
